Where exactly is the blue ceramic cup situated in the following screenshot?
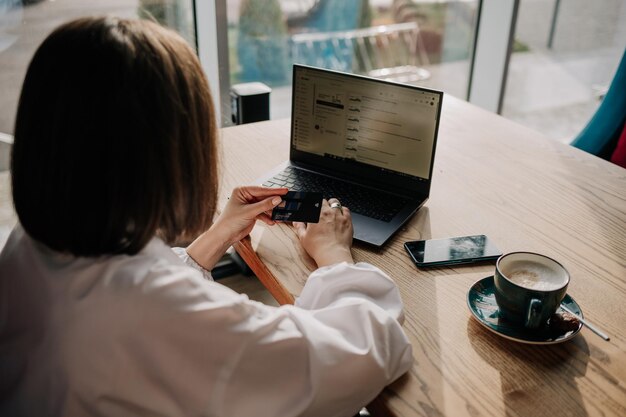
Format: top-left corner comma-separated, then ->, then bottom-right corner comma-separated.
494,252 -> 570,329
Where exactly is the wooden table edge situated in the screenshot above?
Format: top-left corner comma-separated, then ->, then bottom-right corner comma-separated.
233,237 -> 296,305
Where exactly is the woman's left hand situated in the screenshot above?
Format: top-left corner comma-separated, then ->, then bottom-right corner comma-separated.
186,186 -> 288,270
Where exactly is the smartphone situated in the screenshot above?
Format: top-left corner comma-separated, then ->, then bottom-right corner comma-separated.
404,235 -> 502,268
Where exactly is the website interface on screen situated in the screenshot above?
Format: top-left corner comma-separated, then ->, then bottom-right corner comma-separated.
292,67 -> 440,180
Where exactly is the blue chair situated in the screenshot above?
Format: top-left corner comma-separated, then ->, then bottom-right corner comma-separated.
571,49 -> 626,159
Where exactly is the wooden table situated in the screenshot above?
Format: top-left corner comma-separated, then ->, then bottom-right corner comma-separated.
218,95 -> 626,417
1,95 -> 624,417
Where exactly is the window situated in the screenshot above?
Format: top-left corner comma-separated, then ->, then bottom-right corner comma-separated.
0,0 -> 195,135
502,0 -> 626,142
224,0 -> 479,122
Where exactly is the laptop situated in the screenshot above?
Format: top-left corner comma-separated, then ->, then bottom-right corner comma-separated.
258,64 -> 443,247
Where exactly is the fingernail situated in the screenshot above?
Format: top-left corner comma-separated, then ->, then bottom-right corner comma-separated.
272,197 -> 282,205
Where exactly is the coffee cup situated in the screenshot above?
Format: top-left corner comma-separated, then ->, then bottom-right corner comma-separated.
494,252 -> 570,329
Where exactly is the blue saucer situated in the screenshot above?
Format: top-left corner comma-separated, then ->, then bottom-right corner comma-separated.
467,276 -> 583,344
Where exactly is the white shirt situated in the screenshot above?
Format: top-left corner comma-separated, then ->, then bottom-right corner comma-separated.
0,226 -> 413,417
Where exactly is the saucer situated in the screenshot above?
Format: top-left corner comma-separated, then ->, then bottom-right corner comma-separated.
467,276 -> 583,344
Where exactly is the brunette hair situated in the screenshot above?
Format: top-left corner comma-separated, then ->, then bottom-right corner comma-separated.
11,17 -> 218,256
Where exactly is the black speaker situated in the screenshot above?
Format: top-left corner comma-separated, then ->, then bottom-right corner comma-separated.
230,82 -> 271,125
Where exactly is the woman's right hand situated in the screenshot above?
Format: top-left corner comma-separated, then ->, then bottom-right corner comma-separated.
293,198 -> 354,267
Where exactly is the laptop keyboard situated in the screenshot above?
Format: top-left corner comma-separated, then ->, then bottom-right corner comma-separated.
262,166 -> 408,222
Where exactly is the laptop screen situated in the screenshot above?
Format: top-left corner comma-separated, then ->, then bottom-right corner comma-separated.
291,65 -> 442,181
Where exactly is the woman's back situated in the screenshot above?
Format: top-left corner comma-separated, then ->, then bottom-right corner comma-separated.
0,16 -> 413,417
1,225 -> 412,417
1,226 -> 232,415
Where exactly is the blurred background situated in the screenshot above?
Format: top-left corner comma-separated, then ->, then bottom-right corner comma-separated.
1,0 -> 625,142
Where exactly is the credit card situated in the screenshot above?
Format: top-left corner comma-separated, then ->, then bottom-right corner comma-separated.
271,191 -> 323,223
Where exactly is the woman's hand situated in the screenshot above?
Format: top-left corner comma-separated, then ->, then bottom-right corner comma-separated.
187,186 -> 288,270
214,186 -> 289,243
293,198 -> 354,267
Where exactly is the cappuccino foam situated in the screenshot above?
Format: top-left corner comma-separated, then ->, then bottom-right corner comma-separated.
503,261 -> 567,291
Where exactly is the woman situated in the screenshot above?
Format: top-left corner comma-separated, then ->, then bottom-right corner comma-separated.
0,17 -> 412,417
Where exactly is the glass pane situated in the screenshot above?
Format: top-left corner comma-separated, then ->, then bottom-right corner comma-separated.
502,0 -> 626,142
226,0 -> 479,120
0,0 -> 195,135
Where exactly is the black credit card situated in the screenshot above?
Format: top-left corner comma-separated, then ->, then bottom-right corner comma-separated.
271,191 -> 323,223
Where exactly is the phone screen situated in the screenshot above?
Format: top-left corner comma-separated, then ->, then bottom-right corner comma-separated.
404,235 -> 502,267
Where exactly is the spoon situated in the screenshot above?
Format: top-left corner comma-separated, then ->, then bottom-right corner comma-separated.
560,303 -> 610,341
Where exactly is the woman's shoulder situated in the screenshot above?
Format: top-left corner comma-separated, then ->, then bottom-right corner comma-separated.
0,226 -> 241,311
95,237 -> 242,308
